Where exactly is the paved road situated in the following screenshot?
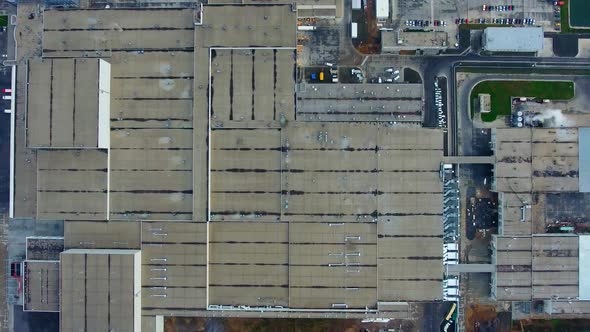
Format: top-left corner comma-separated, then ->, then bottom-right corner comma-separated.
420,302 -> 454,332
0,66 -> 11,214
12,308 -> 58,332
422,54 -> 590,156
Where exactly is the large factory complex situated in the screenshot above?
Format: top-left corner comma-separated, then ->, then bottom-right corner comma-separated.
3,0 -> 590,330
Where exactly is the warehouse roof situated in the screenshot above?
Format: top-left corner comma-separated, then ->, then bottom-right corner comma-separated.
492,235 -> 580,301
580,235 -> 590,300
26,58 -> 110,148
579,128 -> 590,192
493,128 -> 579,193
60,249 -> 141,332
483,27 -> 544,52
24,261 -> 60,312
14,4 -> 447,323
382,30 -> 449,51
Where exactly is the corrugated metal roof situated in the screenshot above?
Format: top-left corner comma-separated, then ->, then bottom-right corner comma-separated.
579,235 -> 590,299
483,27 -> 544,52
580,128 -> 590,192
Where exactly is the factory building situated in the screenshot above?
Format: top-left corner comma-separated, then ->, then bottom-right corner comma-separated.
482,27 -> 544,53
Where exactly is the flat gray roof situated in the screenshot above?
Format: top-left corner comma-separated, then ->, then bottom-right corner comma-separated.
197,5 -> 297,47
24,261 -> 60,312
494,128 -> 579,193
60,249 -> 141,332
483,27 -> 544,52
26,58 -> 104,148
579,128 -> 590,192
580,235 -> 590,300
493,235 -> 580,301
296,83 -> 423,122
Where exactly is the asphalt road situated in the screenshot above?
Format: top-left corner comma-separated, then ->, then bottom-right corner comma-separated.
0,66 -> 11,213
12,307 -> 58,332
420,302 -> 454,332
422,54 -> 590,157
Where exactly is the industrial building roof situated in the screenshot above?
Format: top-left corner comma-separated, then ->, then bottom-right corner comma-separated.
60,249 -> 141,332
36,149 -> 108,221
494,128 -> 580,194
26,237 -> 64,261
210,48 -> 295,127
208,0 -> 343,18
26,58 -> 110,148
492,235 -> 580,301
381,30 -> 449,52
296,83 -> 423,122
579,235 -> 590,300
579,128 -> 590,192
483,27 -> 544,52
14,4 -> 445,327
197,5 -> 297,47
64,221 -> 141,250
23,261 -> 60,312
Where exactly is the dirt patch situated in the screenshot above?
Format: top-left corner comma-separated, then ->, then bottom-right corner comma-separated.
465,304 -> 505,332
352,0 -> 381,54
165,317 -> 206,332
515,319 -> 590,331
165,317 -> 417,332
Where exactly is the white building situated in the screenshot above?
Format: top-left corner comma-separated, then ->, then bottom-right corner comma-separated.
482,27 -> 544,53
376,0 -> 389,20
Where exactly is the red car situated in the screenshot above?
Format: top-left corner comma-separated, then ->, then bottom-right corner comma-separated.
554,1 -> 565,6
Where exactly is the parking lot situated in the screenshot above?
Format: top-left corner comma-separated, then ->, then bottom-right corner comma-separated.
390,0 -> 559,49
